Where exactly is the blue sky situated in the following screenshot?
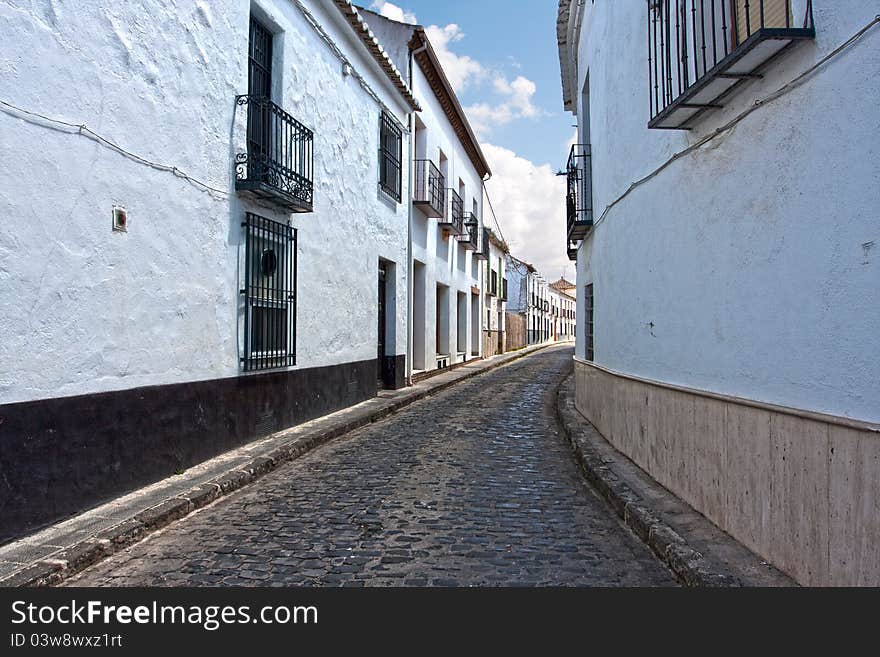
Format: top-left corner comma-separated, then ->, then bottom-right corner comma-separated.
390,0 -> 574,166
367,1 -> 575,282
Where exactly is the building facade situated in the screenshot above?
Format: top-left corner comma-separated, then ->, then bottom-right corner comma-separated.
558,0 -> 879,585
361,10 -> 490,379
506,254 -> 554,346
0,0 -> 418,543
549,279 -> 576,342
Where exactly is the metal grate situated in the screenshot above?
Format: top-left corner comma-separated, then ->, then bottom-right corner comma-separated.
248,17 -> 273,98
236,95 -> 314,211
236,15 -> 313,211
567,144 -> 593,240
379,112 -> 402,202
241,213 -> 297,371
443,188 -> 464,235
413,159 -> 445,217
647,0 -> 815,129
585,283 -> 594,361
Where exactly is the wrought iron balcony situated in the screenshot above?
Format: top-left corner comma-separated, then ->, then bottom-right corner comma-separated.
459,213 -> 479,250
414,159 -> 445,218
474,226 -> 490,261
567,144 -> 593,241
648,0 -> 815,129
235,95 -> 314,212
441,188 -> 465,235
567,239 -> 579,261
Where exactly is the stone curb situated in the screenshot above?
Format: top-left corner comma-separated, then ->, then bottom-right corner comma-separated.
554,373 -> 741,587
1,343 -> 560,588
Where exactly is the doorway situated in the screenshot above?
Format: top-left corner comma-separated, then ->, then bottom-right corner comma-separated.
377,261 -> 387,387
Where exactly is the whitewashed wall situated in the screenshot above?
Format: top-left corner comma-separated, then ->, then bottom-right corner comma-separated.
572,1 -> 880,422
409,60 -> 484,368
0,0 -> 412,405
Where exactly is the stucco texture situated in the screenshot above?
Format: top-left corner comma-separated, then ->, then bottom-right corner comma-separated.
572,1 -> 880,422
0,0 -> 411,405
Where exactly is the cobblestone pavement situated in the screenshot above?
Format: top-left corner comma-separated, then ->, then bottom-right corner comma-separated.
66,346 -> 677,587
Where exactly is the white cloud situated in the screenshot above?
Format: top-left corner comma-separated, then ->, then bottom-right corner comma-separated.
467,75 -> 543,137
369,1 -> 418,24
482,143 -> 573,283
371,5 -> 545,137
424,23 -> 486,92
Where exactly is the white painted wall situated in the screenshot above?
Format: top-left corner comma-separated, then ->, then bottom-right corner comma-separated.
483,239 -> 506,333
360,12 -> 487,372
0,0 -> 412,405
568,1 -> 880,422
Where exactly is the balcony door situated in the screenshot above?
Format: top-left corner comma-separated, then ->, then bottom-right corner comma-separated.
733,0 -> 792,45
247,17 -> 273,180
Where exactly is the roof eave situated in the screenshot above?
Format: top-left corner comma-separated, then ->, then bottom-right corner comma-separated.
333,0 -> 421,112
557,0 -> 577,114
410,28 -> 492,179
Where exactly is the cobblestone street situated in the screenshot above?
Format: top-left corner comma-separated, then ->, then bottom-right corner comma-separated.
66,346 -> 676,587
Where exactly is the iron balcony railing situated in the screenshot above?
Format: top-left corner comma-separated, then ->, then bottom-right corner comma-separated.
459,213 -> 479,250
567,239 -> 579,262
567,144 -> 593,241
647,0 -> 815,129
414,159 -> 445,218
474,226 -> 490,261
235,95 -> 314,212
441,188 -> 465,235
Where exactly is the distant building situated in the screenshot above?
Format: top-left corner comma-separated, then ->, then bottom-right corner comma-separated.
549,279 -> 576,342
361,8 -> 490,378
506,255 -> 554,346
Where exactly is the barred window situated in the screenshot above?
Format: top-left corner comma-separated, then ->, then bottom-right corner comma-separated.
585,283 -> 594,361
379,112 -> 402,202
242,213 -> 297,371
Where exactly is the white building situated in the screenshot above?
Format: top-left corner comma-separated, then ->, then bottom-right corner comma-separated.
558,0 -> 879,585
0,0 -> 418,543
549,279 -> 576,342
506,255 -> 553,346
482,228 -> 508,357
361,9 -> 491,378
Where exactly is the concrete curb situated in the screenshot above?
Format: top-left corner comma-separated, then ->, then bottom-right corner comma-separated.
1,343 -> 561,588
554,373 -> 741,587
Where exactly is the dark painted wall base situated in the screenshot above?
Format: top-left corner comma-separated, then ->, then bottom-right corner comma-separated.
0,359 -> 379,545
381,354 -> 407,390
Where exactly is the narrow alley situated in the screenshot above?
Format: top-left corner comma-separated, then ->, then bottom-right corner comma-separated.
66,347 -> 676,587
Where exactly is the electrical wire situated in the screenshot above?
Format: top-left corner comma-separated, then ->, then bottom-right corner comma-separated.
482,183 -> 508,248
0,98 -> 231,198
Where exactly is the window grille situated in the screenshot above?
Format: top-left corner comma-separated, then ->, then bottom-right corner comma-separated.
379,112 -> 402,202
241,213 -> 297,371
